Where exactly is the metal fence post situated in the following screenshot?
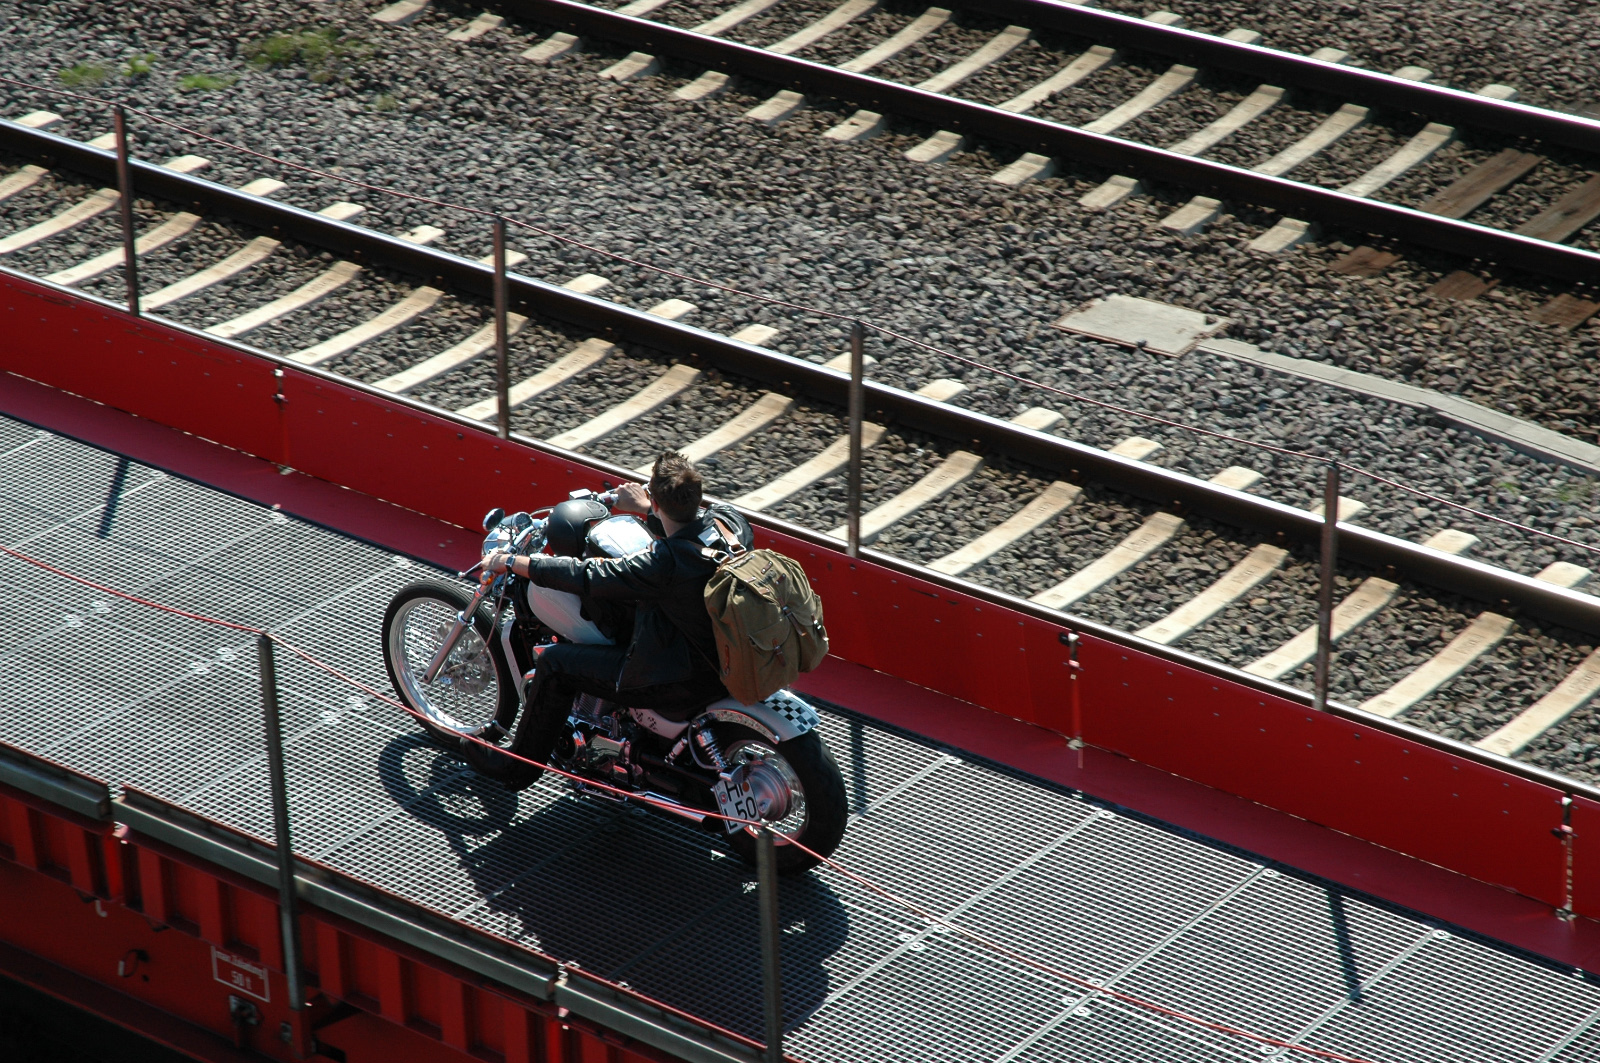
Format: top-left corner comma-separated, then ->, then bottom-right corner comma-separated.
1065,632 -> 1084,769
258,635 -> 312,1057
845,321 -> 865,559
1313,461 -> 1340,711
492,216 -> 511,441
112,106 -> 140,315
757,827 -> 785,1063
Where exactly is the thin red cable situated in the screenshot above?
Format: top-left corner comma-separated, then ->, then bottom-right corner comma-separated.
782,835 -> 1381,1063
3,73 -> 1597,560
0,541 -> 754,830
0,541 -> 260,632
0,539 -> 1384,1062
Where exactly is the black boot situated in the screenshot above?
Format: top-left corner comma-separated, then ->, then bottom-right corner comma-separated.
457,734 -> 540,792
458,666 -> 564,791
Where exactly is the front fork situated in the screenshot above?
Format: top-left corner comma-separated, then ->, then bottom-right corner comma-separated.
422,577 -> 493,683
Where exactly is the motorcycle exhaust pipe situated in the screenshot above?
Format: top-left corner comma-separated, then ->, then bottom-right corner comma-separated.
636,792 -> 712,827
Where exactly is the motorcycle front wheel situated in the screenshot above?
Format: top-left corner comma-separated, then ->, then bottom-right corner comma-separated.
717,724 -> 848,875
382,580 -> 520,744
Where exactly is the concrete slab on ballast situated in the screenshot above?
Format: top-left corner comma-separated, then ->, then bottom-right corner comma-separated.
1052,294 -> 1228,356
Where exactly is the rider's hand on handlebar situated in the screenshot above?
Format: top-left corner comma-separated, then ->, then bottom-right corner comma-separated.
484,549 -> 514,576
613,482 -> 650,515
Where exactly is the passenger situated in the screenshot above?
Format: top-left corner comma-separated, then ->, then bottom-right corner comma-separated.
460,452 -> 734,789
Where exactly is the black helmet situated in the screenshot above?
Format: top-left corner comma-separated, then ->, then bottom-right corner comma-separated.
546,498 -> 610,557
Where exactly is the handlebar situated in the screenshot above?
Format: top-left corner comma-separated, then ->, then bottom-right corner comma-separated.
464,512 -> 552,580
464,486 -> 642,579
568,484 -> 646,510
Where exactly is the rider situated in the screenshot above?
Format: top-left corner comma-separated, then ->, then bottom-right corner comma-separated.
460,451 -> 733,789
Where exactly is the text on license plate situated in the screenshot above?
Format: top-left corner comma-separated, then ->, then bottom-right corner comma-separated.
712,775 -> 760,834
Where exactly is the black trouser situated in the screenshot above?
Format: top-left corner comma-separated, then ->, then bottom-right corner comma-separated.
499,644 -> 725,786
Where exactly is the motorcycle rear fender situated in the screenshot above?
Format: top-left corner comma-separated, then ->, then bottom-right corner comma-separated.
695,689 -> 819,744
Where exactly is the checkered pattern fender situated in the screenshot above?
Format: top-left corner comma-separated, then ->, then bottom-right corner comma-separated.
761,688 -> 820,737
704,690 -> 820,742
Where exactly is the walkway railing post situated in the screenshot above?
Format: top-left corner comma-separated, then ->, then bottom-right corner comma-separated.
112,106 -> 140,316
1065,631 -> 1084,769
757,827 -> 785,1063
258,634 -> 312,1058
845,321 -> 865,559
1313,460 -> 1341,711
492,216 -> 511,441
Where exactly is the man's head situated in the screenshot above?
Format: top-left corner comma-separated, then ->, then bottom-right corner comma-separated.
648,451 -> 702,524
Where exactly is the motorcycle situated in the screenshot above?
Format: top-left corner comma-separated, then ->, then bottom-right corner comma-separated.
380,489 -> 848,873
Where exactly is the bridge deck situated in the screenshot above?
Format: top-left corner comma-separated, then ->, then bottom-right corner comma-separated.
3,408 -> 1600,1063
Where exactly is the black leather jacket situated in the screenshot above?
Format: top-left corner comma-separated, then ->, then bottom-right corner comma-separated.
526,514 -> 723,690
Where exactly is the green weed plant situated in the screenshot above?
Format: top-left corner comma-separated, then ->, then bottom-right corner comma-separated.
58,62 -> 108,87
122,52 -> 157,78
178,73 -> 237,92
243,28 -> 366,83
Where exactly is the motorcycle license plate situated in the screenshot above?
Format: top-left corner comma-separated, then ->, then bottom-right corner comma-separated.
712,775 -> 760,834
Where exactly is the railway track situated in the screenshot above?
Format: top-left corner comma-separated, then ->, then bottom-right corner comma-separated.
413,0 -> 1600,317
5,110 -> 1600,793
8,4 -> 1600,449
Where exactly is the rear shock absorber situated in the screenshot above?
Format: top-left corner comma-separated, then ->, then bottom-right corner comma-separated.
692,723 -> 729,773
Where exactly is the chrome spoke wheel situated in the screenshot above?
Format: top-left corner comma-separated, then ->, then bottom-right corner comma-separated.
387,594 -> 504,735
716,726 -> 847,873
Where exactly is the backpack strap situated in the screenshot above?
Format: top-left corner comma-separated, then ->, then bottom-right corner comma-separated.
713,515 -> 746,556
700,514 -> 746,564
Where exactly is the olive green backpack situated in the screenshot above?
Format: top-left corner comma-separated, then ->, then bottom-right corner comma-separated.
702,519 -> 829,705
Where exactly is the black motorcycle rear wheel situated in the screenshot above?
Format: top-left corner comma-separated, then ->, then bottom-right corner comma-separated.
382,580 -> 520,744
717,725 -> 848,875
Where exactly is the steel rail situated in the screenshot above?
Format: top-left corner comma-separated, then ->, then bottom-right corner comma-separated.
4,118 -> 1600,639
16,286 -> 1600,823
11,266 -> 1600,847
497,0 -> 1600,285
0,743 -> 113,820
970,0 -> 1600,154
759,505 -> 1600,807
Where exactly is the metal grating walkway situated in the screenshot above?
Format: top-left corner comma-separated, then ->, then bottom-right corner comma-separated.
4,410 -> 1600,1063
